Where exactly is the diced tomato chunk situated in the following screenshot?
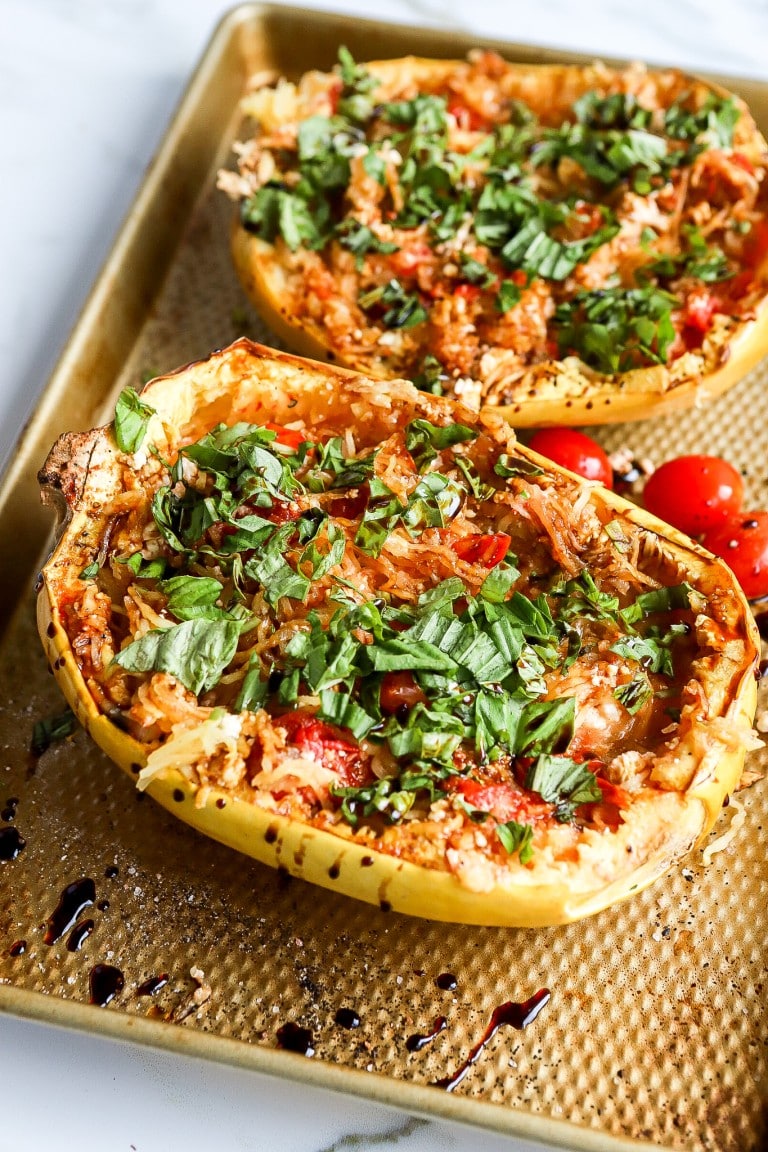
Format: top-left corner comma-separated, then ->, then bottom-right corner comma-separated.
450,779 -> 534,823
264,422 -> 310,451
743,219 -> 768,268
327,78 -> 342,115
278,712 -> 371,787
683,289 -> 720,333
452,533 -> 511,568
446,100 -> 486,131
379,672 -> 427,715
732,151 -> 755,174
389,242 -> 433,276
454,283 -> 482,301
328,487 -> 369,519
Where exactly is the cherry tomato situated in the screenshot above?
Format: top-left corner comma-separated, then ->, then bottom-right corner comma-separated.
643,455 -> 743,536
702,512 -> 768,599
527,428 -> 613,489
453,533 -> 511,568
264,422 -> 309,451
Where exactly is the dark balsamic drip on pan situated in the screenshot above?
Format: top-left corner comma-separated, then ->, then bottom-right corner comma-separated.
104,865 -> 119,879
406,1015 -> 447,1053
43,878 -> 96,945
432,989 -> 551,1091
276,1022 -> 315,1056
334,1007 -> 361,1029
435,972 -> 457,991
136,973 -> 169,997
89,964 -> 124,1006
1,797 -> 19,822
9,939 -> 26,957
66,918 -> 95,952
0,826 -> 26,860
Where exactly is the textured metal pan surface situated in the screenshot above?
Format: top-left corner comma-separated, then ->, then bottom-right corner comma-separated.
1,6 -> 767,1150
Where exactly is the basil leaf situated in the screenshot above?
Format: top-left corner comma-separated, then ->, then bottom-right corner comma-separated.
496,820 -> 535,863
359,278 -> 428,329
79,562 -> 100,580
160,575 -> 226,621
525,754 -> 603,822
619,582 -> 692,626
480,561 -> 519,604
412,354 -> 448,396
335,217 -> 398,268
496,281 -> 522,312
517,697 -> 575,755
245,524 -> 310,606
114,619 -> 241,696
404,419 -> 477,472
300,520 -> 346,580
31,708 -> 76,756
114,388 -> 155,454
614,672 -> 652,714
494,454 -> 544,479
610,634 -> 674,675
317,689 -> 377,740
234,655 -> 269,712
474,691 -> 524,758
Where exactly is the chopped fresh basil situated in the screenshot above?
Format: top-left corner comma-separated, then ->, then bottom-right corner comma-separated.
525,754 -> 603,822
31,708 -> 77,756
496,819 -> 535,863
113,618 -> 241,696
79,562 -> 100,580
114,388 -> 156,455
359,278 -> 428,329
614,672 -> 653,714
244,524 -> 311,606
620,582 -> 692,626
404,419 -> 477,472
552,286 -> 678,373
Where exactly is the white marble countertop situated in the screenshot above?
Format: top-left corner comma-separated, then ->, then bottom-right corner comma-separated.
2,2 -> 768,1150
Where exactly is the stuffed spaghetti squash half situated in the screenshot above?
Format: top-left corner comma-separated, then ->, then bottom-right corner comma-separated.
220,50 -> 768,425
38,340 -> 759,925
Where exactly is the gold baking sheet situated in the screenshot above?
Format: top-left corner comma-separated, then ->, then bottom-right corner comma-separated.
1,6 -> 767,1150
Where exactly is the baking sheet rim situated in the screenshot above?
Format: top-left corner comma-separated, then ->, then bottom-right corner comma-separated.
2,4 -> 766,1149
0,983 -> 659,1152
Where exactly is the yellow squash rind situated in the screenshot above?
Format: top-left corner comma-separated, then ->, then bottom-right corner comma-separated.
227,56 -> 768,425
38,340 -> 760,925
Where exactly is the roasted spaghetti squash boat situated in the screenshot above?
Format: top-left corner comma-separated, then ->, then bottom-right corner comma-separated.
38,340 -> 759,925
220,50 -> 768,425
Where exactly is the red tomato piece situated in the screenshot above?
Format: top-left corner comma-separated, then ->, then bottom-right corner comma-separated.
526,428 -> 613,489
702,512 -> 768,600
279,712 -> 371,787
451,780 -> 533,824
683,288 -> 720,334
390,242 -> 433,277
264,422 -> 310,451
744,219 -> 768,270
379,671 -> 427,715
453,283 -> 482,302
453,533 -> 511,568
446,100 -> 486,131
328,487 -> 369,520
643,455 -> 744,536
